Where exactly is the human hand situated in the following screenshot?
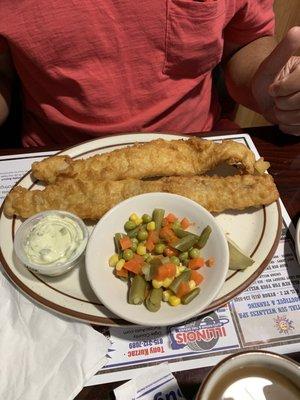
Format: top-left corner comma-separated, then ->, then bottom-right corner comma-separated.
252,27 -> 300,136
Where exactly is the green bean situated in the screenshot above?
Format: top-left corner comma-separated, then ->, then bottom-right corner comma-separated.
179,251 -> 189,261
181,288 -> 200,304
114,233 -> 124,254
149,257 -> 162,279
145,287 -> 163,312
142,263 -> 152,281
182,259 -> 190,267
152,208 -> 165,231
196,226 -> 212,249
173,227 -> 198,239
128,275 -> 147,305
169,270 -> 191,293
174,234 -> 199,252
161,256 -> 170,264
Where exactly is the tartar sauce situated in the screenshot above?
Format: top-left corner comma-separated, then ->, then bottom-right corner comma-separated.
24,214 -> 85,266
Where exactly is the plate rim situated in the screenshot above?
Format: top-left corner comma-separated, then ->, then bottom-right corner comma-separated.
0,133 -> 282,326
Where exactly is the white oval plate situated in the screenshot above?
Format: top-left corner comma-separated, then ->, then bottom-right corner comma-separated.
85,193 -> 229,327
0,133 -> 282,326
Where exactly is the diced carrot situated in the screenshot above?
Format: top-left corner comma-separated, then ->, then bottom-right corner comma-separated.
119,236 -> 132,250
166,213 -> 177,223
148,230 -> 159,244
162,218 -> 168,227
153,263 -> 176,280
159,226 -> 178,245
176,281 -> 190,298
206,257 -> 216,268
133,254 -> 144,264
145,240 -> 155,252
116,268 -> 128,278
180,218 -> 190,230
190,270 -> 204,285
188,257 -> 205,270
124,254 -> 144,274
164,246 -> 179,257
159,226 -> 173,239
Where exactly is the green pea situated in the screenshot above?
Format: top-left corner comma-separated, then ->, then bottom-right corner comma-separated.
142,214 -> 152,223
143,253 -> 152,261
124,220 -> 137,231
172,220 -> 181,230
189,248 -> 201,259
131,243 -> 138,252
154,243 -> 166,254
137,230 -> 148,241
170,256 -> 180,266
123,249 -> 134,261
179,251 -> 189,261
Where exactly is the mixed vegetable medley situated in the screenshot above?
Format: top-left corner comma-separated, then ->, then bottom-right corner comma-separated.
108,209 -> 215,312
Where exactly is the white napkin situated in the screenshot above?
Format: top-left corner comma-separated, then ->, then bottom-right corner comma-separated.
0,269 -> 109,400
114,363 -> 186,400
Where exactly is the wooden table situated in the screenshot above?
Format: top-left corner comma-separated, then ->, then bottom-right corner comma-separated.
1,125 -> 299,399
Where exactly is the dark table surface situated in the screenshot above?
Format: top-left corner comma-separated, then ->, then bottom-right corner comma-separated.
1,125 -> 299,399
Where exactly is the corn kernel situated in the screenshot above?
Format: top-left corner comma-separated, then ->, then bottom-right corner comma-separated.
147,221 -> 156,231
168,295 -> 181,306
162,290 -> 172,302
152,279 -> 163,288
115,259 -> 125,271
135,217 -> 143,225
109,253 -> 119,268
175,266 -> 180,277
189,280 -> 196,290
136,244 -> 147,255
130,213 -> 143,226
178,265 -> 186,273
129,213 -> 138,222
162,277 -> 174,288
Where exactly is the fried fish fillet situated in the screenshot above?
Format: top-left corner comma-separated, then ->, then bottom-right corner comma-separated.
4,174 -> 279,219
31,138 -> 268,184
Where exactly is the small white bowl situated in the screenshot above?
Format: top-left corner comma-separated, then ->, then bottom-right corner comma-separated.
14,210 -> 88,277
85,193 -> 229,326
196,350 -> 300,400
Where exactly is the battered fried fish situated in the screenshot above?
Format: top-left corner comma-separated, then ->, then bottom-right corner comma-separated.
31,138 -> 269,184
4,174 -> 279,219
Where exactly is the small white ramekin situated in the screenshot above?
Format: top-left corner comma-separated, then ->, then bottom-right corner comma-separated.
14,210 -> 88,277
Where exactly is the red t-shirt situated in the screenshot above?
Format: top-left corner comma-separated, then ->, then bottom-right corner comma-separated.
0,0 -> 274,146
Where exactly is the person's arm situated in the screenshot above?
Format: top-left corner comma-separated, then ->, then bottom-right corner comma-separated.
223,36 -> 277,113
0,52 -> 14,125
224,27 -> 300,135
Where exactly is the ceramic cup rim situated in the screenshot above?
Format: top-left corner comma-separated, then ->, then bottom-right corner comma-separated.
195,349 -> 300,400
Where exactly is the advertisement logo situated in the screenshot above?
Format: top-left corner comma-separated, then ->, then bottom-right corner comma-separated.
274,315 -> 295,335
168,312 -> 229,351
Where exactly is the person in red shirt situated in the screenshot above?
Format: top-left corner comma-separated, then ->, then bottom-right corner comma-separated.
0,1 -> 299,146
